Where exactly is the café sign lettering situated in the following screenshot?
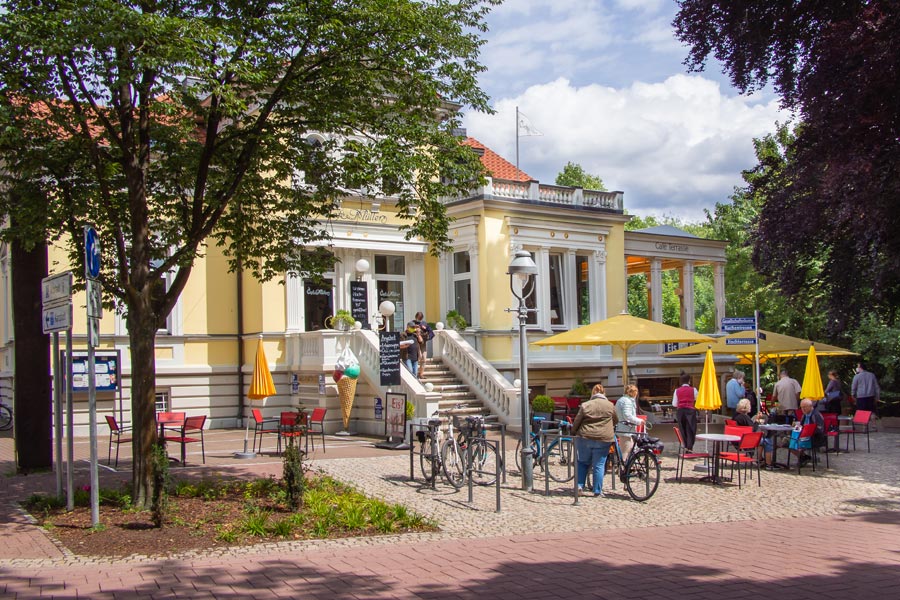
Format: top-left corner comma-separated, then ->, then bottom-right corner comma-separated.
335,208 -> 387,224
655,242 -> 689,252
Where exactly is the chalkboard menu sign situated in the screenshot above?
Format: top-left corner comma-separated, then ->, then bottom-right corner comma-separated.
350,281 -> 369,328
379,331 -> 401,386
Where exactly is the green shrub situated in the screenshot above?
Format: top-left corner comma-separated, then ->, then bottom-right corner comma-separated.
531,394 -> 555,414
282,439 -> 306,510
445,310 -> 468,331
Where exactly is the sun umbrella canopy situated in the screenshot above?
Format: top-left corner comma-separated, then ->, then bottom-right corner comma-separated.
695,348 -> 722,411
665,329 -> 855,368
800,345 -> 825,401
533,312 -> 714,382
248,338 -> 276,399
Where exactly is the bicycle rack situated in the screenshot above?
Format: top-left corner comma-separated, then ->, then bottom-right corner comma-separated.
409,421 -> 441,489
539,424 -> 574,496
481,419 -> 507,484
465,437 -> 501,512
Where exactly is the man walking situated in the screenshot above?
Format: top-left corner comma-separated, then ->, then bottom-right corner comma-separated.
726,371 -> 745,418
851,362 -> 880,413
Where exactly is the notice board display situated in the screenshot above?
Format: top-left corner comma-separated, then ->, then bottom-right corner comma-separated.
67,350 -> 120,392
350,281 -> 369,328
379,331 -> 401,386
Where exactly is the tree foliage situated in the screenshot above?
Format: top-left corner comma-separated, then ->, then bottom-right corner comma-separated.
0,0 -> 496,506
674,1 -> 900,335
554,162 -> 606,190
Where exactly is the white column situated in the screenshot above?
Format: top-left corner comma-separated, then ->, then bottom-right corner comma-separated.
682,260 -> 695,331
469,244 -> 481,328
537,246 -> 551,331
714,262 -> 726,332
438,251 -> 451,325
565,249 -> 577,328
592,247 -> 608,322
650,258 -> 663,323
286,272 -> 303,332
333,249 -> 348,311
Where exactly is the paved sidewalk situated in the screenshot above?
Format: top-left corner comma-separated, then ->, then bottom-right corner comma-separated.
1,427 -> 899,598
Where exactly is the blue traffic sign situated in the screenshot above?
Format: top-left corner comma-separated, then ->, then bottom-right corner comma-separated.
726,338 -> 756,345
85,226 -> 100,279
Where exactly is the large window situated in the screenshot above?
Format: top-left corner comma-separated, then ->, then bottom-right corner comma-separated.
304,279 -> 333,331
452,250 -> 472,324
576,256 -> 590,325
375,255 -> 405,330
548,253 -> 565,327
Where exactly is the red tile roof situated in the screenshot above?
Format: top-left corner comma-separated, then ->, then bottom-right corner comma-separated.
462,137 -> 533,182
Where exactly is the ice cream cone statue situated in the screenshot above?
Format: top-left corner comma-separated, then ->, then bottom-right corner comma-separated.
333,347 -> 360,433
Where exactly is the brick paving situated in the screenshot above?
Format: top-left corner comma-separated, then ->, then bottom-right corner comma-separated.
1,427 -> 899,598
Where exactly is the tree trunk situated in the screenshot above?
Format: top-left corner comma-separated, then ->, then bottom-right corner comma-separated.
11,239 -> 51,472
127,302 -> 158,508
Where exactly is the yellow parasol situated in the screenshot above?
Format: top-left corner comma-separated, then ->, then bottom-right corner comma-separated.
800,345 -> 825,401
695,348 -> 722,411
533,312 -> 714,383
237,337 -> 276,457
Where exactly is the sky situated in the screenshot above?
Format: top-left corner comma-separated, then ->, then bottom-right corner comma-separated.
461,0 -> 790,222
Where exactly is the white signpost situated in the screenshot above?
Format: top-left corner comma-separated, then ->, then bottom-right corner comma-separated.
41,271 -> 73,501
84,226 -> 101,526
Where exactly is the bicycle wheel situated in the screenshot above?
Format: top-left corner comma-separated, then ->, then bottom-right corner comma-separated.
624,450 -> 660,501
441,439 -> 466,489
470,439 -> 498,486
419,433 -> 438,483
545,438 -> 575,483
0,405 -> 11,431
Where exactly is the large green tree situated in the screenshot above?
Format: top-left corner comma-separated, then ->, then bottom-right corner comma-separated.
674,0 -> 900,335
554,162 -> 606,190
0,0 -> 495,506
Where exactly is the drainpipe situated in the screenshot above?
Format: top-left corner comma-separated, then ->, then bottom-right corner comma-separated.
236,256 -> 245,427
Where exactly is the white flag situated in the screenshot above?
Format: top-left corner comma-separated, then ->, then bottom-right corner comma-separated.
517,111 -> 543,137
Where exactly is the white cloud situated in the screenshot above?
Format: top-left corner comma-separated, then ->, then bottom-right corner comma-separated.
462,75 -> 787,220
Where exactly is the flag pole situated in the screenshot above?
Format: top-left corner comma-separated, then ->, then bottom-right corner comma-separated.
515,106 -> 520,179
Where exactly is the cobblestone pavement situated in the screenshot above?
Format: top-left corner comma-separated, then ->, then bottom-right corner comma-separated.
1,429 -> 898,598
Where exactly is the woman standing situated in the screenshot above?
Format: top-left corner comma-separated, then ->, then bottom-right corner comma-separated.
823,370 -> 843,414
672,372 -> 699,452
615,384 -> 644,458
572,384 -> 617,497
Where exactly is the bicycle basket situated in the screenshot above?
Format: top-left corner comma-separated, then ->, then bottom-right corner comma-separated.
456,415 -> 478,436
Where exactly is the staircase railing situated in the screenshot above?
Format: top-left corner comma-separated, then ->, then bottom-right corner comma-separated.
432,328 -> 520,426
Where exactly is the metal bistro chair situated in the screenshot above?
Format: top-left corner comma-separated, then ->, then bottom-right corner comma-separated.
307,407 -> 327,452
252,408 -> 281,454
279,411 -> 306,454
104,415 -> 132,467
163,415 -> 207,464
673,426 -> 710,482
719,431 -> 764,488
844,409 -> 874,453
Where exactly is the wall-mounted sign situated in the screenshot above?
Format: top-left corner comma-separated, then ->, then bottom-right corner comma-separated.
350,281 -> 369,328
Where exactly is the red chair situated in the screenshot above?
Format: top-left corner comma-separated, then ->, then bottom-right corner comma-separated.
724,419 -> 738,427
673,426 -> 710,482
821,412 -> 840,455
307,408 -> 327,452
551,397 -> 568,420
565,397 -> 582,417
252,408 -> 281,454
785,423 -> 821,473
163,415 -> 207,464
845,409 -> 873,452
279,411 -> 306,454
720,431 -> 764,488
104,415 -> 132,467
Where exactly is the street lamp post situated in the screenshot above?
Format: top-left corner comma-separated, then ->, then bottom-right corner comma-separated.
507,249 -> 538,491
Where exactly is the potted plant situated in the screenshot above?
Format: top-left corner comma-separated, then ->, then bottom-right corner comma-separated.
569,377 -> 591,399
329,309 -> 356,331
445,309 -> 468,331
531,394 -> 555,420
405,400 -> 415,421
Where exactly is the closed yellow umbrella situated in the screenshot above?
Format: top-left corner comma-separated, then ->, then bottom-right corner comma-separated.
237,337 -> 277,457
800,345 -> 825,401
695,348 -> 722,411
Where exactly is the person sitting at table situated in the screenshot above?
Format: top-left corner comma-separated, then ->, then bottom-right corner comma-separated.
795,398 -> 826,466
734,398 -> 775,469
615,384 -> 644,458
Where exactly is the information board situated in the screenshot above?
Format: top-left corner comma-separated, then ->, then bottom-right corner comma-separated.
67,351 -> 120,392
350,281 -> 369,329
379,331 -> 401,386
385,392 -> 407,441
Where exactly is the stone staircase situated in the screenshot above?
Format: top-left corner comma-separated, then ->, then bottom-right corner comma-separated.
421,359 -> 487,420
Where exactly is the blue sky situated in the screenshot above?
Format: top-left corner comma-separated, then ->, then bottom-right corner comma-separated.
462,0 -> 789,221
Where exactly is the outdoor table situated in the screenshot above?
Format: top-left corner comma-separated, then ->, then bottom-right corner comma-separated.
696,432 -> 740,485
759,424 -> 794,469
157,412 -> 186,461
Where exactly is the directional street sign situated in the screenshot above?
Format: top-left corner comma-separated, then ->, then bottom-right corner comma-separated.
722,316 -> 756,332
88,318 -> 99,348
42,272 -> 73,306
87,279 -> 102,319
43,303 -> 73,334
726,338 -> 756,346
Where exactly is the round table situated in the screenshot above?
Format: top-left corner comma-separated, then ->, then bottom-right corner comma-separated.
696,433 -> 740,484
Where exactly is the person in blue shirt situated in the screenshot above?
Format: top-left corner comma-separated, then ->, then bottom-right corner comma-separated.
725,371 -> 746,418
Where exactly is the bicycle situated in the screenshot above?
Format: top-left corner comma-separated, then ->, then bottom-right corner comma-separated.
0,401 -> 12,431
514,416 -> 575,483
417,404 -> 467,486
584,430 -> 662,501
453,413 -> 500,487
